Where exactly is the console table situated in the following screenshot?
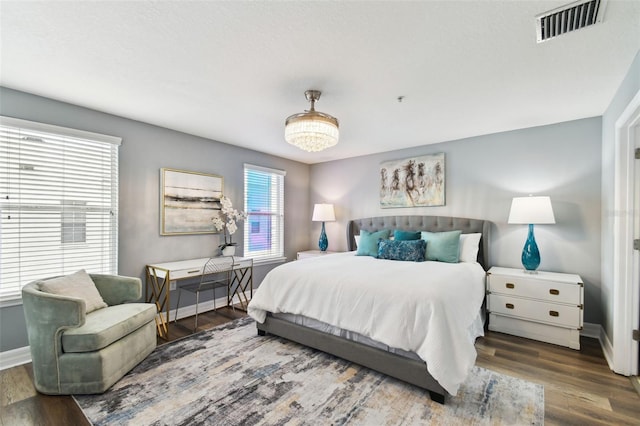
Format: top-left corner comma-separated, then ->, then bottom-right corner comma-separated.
145,256 -> 253,339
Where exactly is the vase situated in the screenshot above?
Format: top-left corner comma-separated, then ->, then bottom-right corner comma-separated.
318,222 -> 328,252
222,245 -> 236,256
521,224 -> 540,271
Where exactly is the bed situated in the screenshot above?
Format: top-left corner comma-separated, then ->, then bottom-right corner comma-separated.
247,215 -> 491,404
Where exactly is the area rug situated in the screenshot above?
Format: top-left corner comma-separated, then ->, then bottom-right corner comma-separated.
74,317 -> 544,425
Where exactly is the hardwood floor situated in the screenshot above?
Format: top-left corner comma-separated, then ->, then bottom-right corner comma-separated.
475,333 -> 639,425
1,309 -> 638,425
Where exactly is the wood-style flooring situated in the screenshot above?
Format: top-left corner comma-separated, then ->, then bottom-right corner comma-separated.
1,308 -> 638,425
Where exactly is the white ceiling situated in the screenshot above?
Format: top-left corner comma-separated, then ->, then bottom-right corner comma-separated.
1,1 -> 639,164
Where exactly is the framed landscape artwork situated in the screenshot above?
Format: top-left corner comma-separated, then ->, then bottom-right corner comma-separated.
379,153 -> 445,208
161,168 -> 223,235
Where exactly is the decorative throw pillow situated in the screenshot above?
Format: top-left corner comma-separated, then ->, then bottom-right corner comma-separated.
40,269 -> 108,313
378,239 -> 426,262
421,230 -> 462,263
356,229 -> 391,257
459,233 -> 482,263
393,230 -> 421,241
354,234 -> 361,249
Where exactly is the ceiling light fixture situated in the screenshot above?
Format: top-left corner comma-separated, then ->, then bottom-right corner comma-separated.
285,90 -> 339,152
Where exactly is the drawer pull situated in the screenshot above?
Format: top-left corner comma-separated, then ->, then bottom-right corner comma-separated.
549,289 -> 560,295
506,283 -> 515,289
505,303 -> 514,309
549,310 -> 559,317
187,269 -> 200,274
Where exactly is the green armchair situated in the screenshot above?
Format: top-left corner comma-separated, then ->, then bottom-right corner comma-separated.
22,273 -> 157,395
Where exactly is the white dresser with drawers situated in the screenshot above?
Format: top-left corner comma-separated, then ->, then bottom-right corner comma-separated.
486,266 -> 584,350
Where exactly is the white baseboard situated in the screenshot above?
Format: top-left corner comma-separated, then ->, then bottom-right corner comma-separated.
600,326 -> 615,371
631,376 -> 640,396
581,322 -> 601,339
581,322 -> 615,371
0,293 -> 244,371
0,346 -> 31,371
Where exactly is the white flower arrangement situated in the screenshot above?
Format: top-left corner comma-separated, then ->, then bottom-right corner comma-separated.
211,196 -> 247,249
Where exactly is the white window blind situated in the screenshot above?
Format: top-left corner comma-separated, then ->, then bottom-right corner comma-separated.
243,164 -> 285,262
0,116 -> 121,302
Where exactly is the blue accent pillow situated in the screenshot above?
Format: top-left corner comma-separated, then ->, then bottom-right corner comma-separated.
421,230 -> 462,263
393,230 -> 421,241
356,229 -> 391,257
377,239 -> 426,262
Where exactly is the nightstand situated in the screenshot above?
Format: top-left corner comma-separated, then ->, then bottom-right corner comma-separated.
486,266 -> 584,350
296,250 -> 337,260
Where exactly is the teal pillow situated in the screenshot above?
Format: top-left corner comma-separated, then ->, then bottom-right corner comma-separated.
393,230 -> 421,241
421,230 -> 462,263
356,229 -> 391,257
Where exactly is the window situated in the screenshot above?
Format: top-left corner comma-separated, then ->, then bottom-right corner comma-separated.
61,200 -> 87,244
243,164 -> 285,263
0,116 -> 120,302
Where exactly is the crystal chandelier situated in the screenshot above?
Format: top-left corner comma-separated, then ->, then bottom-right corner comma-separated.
284,90 -> 339,152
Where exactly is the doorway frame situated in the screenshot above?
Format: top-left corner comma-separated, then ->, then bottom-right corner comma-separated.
613,89 -> 640,376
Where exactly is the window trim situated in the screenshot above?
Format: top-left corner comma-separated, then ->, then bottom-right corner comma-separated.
0,116 -> 122,146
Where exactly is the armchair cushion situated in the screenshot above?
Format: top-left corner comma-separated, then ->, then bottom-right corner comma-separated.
39,269 -> 107,313
62,303 -> 156,353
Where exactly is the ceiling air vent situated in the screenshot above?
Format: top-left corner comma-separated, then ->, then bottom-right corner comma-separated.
536,0 -> 608,43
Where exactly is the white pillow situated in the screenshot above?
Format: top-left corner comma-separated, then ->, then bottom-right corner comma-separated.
40,269 -> 108,313
459,233 -> 482,263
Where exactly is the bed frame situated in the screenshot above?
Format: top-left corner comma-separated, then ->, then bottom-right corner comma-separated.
256,215 -> 491,404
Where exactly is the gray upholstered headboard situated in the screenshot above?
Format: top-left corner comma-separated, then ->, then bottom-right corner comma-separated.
347,215 -> 491,271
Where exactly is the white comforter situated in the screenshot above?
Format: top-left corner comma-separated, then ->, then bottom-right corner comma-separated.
247,252 -> 486,395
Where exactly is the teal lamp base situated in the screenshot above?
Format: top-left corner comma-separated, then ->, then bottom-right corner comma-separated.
521,224 -> 541,272
318,222 -> 328,251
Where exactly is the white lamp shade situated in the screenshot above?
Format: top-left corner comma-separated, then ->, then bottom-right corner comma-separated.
508,196 -> 555,224
312,203 -> 336,222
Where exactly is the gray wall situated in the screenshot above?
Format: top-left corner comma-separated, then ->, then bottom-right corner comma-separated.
310,117 -> 603,324
601,51 -> 640,343
0,87 -> 311,352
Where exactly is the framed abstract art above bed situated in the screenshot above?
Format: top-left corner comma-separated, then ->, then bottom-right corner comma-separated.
380,153 -> 445,208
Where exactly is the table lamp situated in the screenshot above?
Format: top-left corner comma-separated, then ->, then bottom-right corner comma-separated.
312,203 -> 335,252
508,195 -> 555,272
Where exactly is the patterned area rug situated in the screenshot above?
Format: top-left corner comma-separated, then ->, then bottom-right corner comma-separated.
74,317 -> 544,425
